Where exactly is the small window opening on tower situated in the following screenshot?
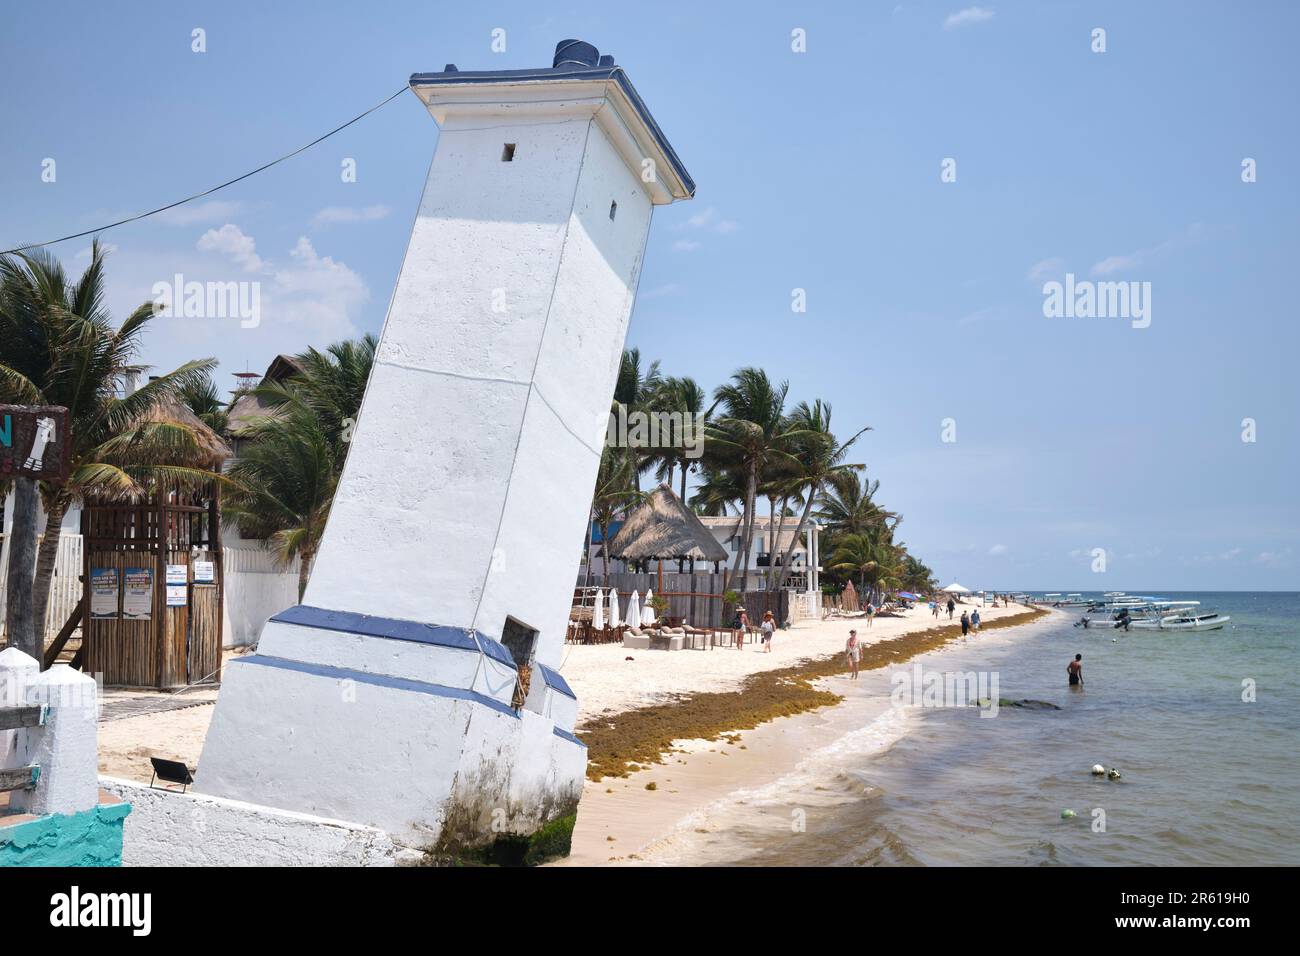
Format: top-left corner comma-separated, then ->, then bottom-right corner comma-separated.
609,200 -> 618,221
500,616 -> 538,668
501,143 -> 516,162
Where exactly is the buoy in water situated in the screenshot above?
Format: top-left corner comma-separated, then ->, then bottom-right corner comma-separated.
1108,768 -> 1122,780
1091,764 -> 1106,776
1061,809 -> 1077,819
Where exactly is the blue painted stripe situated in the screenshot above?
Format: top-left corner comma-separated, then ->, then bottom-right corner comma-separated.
552,726 -> 587,749
269,605 -> 517,669
408,66 -> 695,198
232,654 -> 520,720
536,662 -> 576,700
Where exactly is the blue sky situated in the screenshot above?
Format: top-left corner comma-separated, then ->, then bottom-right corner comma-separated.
2,1 -> 1296,589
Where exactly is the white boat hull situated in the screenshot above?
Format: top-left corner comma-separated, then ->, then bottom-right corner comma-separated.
1129,615 -> 1230,632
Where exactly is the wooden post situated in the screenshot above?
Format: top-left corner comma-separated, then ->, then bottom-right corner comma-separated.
210,480 -> 224,683
3,477 -> 39,660
155,488 -> 166,688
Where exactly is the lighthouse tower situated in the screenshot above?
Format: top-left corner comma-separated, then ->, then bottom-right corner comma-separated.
195,40 -> 693,858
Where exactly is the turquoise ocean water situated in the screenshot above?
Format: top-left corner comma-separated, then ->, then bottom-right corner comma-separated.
647,592 -> 1300,866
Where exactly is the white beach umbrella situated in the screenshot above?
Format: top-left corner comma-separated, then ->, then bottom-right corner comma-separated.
941,581 -> 971,594
642,589 -> 657,625
592,589 -> 606,629
626,590 -> 641,628
607,589 -> 621,628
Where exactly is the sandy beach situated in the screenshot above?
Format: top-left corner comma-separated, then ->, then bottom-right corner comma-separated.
555,601 -> 1059,864
562,601 -> 1030,722
94,600 -> 1053,866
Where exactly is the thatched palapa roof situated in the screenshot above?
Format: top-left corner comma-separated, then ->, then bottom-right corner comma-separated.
226,354 -> 305,436
608,484 -> 728,563
137,393 -> 232,468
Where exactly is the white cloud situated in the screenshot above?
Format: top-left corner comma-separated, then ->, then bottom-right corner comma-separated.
1090,223 -> 1210,277
197,224 -> 263,272
944,6 -> 995,30
1026,256 -> 1063,281
677,206 -> 739,235
312,205 -> 391,226
672,239 -> 701,253
155,200 -> 249,226
988,543 -> 1008,556
1254,548 -> 1293,566
640,283 -> 682,299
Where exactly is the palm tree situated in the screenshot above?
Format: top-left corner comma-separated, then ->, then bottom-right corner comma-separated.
828,531 -> 896,596
222,334 -> 377,601
177,370 -> 231,435
589,446 -> 642,585
816,471 -> 898,539
899,553 -> 936,594
0,241 -> 217,653
707,369 -> 812,593
613,348 -> 661,490
262,335 -> 377,459
771,401 -> 870,590
688,463 -> 744,517
222,404 -> 335,602
647,375 -> 708,503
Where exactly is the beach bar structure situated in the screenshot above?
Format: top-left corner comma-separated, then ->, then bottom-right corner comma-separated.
196,38 -> 694,859
75,398 -> 229,689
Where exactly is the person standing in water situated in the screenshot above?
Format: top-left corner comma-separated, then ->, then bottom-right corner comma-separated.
845,629 -> 860,679
960,610 -> 970,637
1067,654 -> 1084,687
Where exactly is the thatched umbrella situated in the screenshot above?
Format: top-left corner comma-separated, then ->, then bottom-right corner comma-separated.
609,484 -> 728,623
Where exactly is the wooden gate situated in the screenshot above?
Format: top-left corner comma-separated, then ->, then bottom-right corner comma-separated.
80,483 -> 223,689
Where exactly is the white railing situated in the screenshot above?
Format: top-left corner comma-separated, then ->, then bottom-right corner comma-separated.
0,532 -> 84,641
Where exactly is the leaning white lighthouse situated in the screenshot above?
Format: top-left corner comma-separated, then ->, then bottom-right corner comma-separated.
196,40 -> 694,860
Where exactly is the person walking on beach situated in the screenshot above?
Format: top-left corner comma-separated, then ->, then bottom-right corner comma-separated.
960,610 -> 970,637
845,629 -> 860,679
946,598 -> 956,620
1067,654 -> 1084,688
760,610 -> 776,653
865,602 -> 875,627
931,599 -> 940,618
732,606 -> 750,650
971,608 -> 981,632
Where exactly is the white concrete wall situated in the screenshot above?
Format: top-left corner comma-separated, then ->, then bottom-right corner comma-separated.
221,544 -> 298,647
0,652 -> 99,816
99,776 -> 398,867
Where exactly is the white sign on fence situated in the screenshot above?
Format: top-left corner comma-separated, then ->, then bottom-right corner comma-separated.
89,567 -> 119,619
123,567 -> 153,620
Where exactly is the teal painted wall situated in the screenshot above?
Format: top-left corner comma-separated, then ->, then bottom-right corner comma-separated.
0,802 -> 131,867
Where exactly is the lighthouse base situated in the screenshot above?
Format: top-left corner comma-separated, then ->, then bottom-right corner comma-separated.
194,606 -> 587,861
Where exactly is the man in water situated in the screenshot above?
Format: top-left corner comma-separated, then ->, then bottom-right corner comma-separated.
971,608 -> 981,632
960,610 -> 970,637
1067,654 -> 1084,687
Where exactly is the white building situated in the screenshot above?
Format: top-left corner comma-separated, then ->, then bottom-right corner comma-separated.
196,39 -> 695,860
